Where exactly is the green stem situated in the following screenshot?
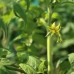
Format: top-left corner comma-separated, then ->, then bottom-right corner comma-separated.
47,36 -> 53,74
47,36 -> 51,74
47,1 -> 53,74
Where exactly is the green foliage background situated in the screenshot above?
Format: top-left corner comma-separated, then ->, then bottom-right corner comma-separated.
0,0 -> 74,74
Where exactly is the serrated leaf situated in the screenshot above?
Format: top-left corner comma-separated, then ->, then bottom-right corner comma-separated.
19,56 -> 41,74
19,63 -> 36,74
27,56 -> 40,70
38,60 -> 45,73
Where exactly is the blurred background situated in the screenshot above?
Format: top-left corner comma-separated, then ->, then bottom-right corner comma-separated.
0,0 -> 74,74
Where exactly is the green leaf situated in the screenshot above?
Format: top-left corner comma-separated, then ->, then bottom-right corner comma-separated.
62,39 -> 74,48
0,18 -> 5,28
13,2 -> 26,21
17,52 -> 29,63
37,60 -> 45,73
25,0 -> 30,10
71,72 -> 74,74
56,57 -> 68,68
56,57 -> 70,74
66,64 -> 74,74
2,10 -> 15,24
0,48 -> 3,57
68,53 -> 74,64
19,63 -> 36,74
0,68 -> 7,74
0,58 -> 14,66
27,56 -> 40,70
24,36 -> 33,46
19,56 -> 40,74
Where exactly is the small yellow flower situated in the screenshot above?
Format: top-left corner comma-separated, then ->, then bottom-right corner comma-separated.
49,22 -> 61,35
47,22 -> 62,42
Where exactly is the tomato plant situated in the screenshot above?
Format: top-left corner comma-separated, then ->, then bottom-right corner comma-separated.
0,0 -> 74,74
